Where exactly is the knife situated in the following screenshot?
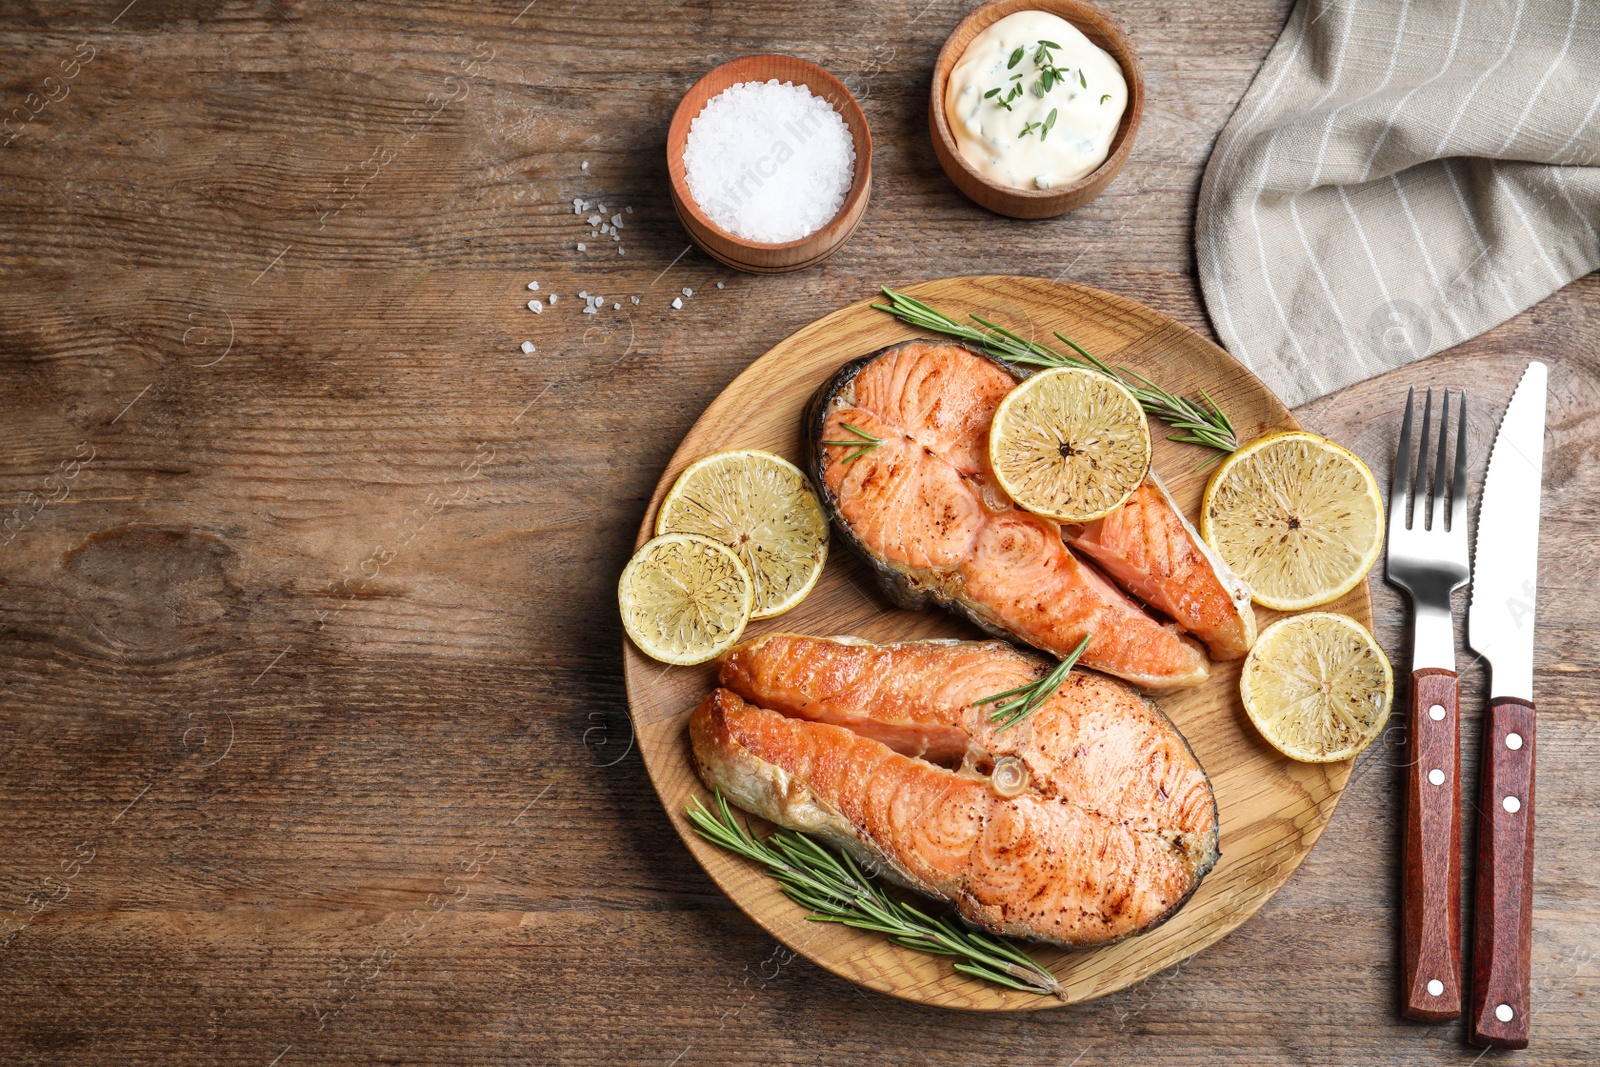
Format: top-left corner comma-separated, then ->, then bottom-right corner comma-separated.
1467,360 -> 1549,1049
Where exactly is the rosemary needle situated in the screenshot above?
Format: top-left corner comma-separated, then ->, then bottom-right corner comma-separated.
871,287 -> 1240,462
687,792 -> 1065,999
820,422 -> 883,464
971,635 -> 1091,731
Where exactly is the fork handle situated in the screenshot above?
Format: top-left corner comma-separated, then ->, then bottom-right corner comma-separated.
1401,668 -> 1462,1021
1469,697 -> 1536,1049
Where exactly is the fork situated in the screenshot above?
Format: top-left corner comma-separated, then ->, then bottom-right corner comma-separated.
1386,386 -> 1470,1021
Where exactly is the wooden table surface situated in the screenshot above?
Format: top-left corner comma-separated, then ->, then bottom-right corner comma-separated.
1,2 -> 1595,1064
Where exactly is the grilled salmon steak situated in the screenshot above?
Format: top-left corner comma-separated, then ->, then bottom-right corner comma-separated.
692,634 -> 1220,948
806,340 -> 1249,690
1063,474 -> 1255,660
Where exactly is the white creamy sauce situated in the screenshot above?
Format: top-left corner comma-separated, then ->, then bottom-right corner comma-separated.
945,10 -> 1128,191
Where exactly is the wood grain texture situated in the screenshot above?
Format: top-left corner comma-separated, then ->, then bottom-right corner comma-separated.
1401,668 -> 1461,1021
0,1 -> 1596,1064
625,275 -> 1367,1009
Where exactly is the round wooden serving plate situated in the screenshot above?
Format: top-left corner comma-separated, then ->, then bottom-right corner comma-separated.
624,275 -> 1371,1010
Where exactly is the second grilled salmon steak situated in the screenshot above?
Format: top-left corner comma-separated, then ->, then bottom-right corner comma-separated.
719,634 -> 1219,840
807,340 -> 1213,690
692,635 -> 1220,946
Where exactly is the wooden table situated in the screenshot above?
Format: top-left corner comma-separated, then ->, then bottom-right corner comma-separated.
2,2 -> 1595,1064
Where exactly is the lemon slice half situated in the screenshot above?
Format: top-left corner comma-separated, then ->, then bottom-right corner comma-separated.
988,367 -> 1152,523
619,533 -> 753,665
655,449 -> 828,619
1240,611 -> 1393,762
1201,431 -> 1384,611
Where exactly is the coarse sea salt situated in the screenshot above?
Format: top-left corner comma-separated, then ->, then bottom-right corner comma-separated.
521,341 -> 535,354
682,79 -> 855,243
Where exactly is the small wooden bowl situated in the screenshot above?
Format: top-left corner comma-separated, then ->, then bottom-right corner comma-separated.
667,55 -> 872,274
929,0 -> 1144,219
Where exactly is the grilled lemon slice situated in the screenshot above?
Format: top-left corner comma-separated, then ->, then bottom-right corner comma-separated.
1240,612 -> 1393,762
619,533 -> 753,665
1200,431 -> 1384,610
989,367 -> 1151,523
655,450 -> 828,619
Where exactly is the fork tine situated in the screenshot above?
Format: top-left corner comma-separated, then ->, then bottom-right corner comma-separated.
1451,390 -> 1469,536
1391,387 -> 1415,532
1415,387 -> 1434,531
1431,389 -> 1451,532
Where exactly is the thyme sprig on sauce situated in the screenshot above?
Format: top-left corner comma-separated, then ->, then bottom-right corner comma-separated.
971,635 -> 1090,731
986,39 -> 1077,119
687,792 -> 1065,998
871,287 -> 1241,460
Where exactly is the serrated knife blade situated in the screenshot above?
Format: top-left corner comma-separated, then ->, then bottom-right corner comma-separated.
1467,361 -> 1548,701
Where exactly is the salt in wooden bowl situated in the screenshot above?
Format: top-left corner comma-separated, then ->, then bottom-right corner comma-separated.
667,55 -> 873,274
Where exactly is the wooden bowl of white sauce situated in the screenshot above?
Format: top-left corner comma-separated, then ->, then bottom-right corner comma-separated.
930,0 -> 1144,219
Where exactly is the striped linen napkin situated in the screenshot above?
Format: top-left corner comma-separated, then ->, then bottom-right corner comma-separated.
1196,0 -> 1600,406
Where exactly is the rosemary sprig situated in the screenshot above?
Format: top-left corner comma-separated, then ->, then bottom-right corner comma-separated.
871,287 -> 1240,462
687,793 -> 1064,999
820,422 -> 883,464
971,634 -> 1090,731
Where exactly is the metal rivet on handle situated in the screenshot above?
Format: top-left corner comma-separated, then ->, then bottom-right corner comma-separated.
1496,1004 -> 1514,1023
1427,979 -> 1443,996
1503,796 -> 1522,813
1506,732 -> 1524,750
1427,768 -> 1445,785
1428,703 -> 1445,721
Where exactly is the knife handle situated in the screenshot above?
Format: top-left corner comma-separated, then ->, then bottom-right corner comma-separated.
1401,668 -> 1462,1021
1470,697 -> 1537,1049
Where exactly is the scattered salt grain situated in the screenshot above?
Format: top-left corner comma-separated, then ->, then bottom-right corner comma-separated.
577,242 -> 586,251
618,248 -> 624,255
682,79 -> 855,243
572,199 -> 582,214
579,290 -> 588,298
631,296 -> 640,305
521,341 -> 535,354
592,294 -> 603,304
613,303 -> 621,310
598,204 -> 606,213
527,299 -> 543,313
682,287 -> 693,298
581,160 -> 588,170
527,280 -> 540,291
587,214 -> 601,225
583,305 -> 598,314
672,297 -> 683,309
549,293 -> 558,304
716,281 -> 725,289
610,214 -> 623,228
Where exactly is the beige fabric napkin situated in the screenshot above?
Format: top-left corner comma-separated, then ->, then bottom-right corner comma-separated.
1196,0 -> 1600,406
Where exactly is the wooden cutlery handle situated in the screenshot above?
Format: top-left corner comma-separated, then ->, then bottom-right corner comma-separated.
1401,668 -> 1462,1020
1470,697 -> 1537,1049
